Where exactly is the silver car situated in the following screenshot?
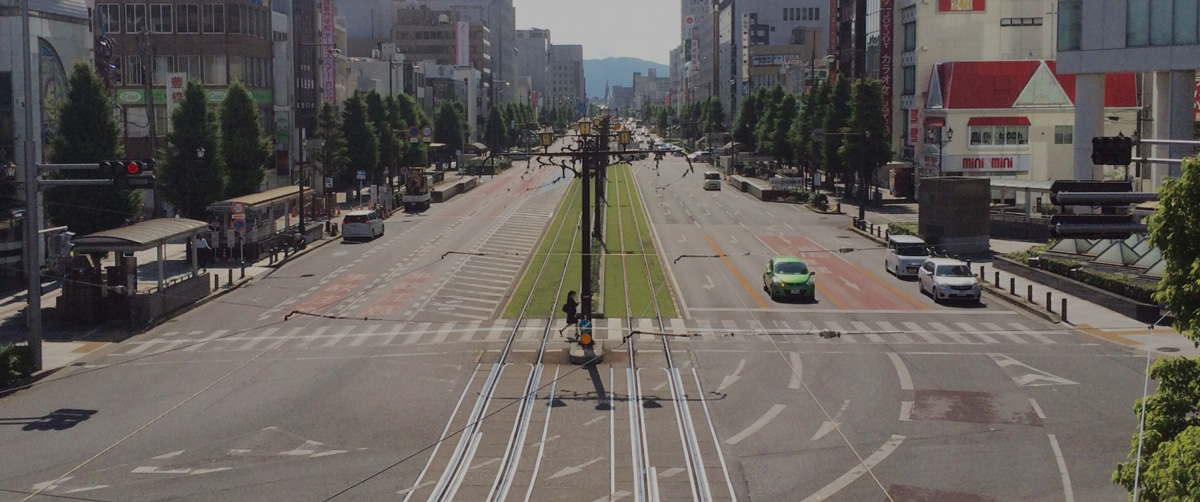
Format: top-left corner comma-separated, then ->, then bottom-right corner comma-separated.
341,210 -> 385,241
917,258 -> 981,303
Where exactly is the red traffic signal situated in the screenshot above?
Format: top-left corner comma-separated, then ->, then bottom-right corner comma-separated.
124,160 -> 144,176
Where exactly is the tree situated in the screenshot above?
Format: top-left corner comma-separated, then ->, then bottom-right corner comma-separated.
44,62 -> 140,234
364,91 -> 391,187
792,89 -> 815,169
808,80 -> 832,175
341,93 -> 378,199
732,92 -> 759,151
220,81 -> 270,199
838,78 -> 893,200
395,93 -> 427,168
433,101 -> 466,154
705,97 -> 726,134
1149,157 -> 1200,344
159,80 -> 224,219
1112,357 -> 1200,500
821,78 -> 852,189
771,94 -> 798,167
754,86 -> 785,158
484,106 -> 505,153
315,102 -> 348,192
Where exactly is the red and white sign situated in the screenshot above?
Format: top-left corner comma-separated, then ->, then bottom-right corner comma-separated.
456,22 -> 470,67
908,109 -> 920,145
321,0 -> 335,105
1193,76 -> 1200,120
942,154 -> 1030,173
231,201 -> 246,215
939,0 -> 986,12
165,72 -> 186,133
879,0 -> 894,130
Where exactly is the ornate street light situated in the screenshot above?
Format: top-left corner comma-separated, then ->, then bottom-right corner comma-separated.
577,118 -> 592,137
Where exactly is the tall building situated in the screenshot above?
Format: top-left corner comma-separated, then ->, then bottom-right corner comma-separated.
515,28 -> 550,106
669,45 -> 684,109
633,69 -> 671,109
1056,0 -> 1197,189
548,44 -> 584,110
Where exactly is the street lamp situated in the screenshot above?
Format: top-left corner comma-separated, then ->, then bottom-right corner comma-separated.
577,118 -> 592,136
538,130 -> 555,153
928,126 -> 954,178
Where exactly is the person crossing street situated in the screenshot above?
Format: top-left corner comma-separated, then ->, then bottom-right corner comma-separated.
559,291 -> 578,336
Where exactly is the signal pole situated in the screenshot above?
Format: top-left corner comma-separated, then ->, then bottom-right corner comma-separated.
21,0 -> 42,370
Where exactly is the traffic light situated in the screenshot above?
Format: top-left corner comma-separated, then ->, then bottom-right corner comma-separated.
103,159 -> 155,188
1049,180 -> 1155,239
1090,135 -> 1135,166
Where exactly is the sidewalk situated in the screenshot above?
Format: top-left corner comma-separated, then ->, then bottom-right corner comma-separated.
836,194 -> 1197,358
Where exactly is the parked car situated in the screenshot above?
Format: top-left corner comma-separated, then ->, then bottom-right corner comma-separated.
688,151 -> 712,163
762,256 -> 816,301
703,172 -> 721,190
342,210 -> 385,241
917,258 -> 981,303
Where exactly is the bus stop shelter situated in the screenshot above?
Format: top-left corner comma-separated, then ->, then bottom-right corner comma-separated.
207,185 -> 317,263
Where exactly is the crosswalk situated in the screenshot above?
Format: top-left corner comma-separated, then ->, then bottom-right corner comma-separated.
109,318 -> 1073,355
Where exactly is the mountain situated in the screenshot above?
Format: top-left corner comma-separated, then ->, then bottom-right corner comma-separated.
583,57 -> 670,100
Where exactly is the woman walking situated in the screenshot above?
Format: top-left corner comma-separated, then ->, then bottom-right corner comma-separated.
559,291 -> 578,336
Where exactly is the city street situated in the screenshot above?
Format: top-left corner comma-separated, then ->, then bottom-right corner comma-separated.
0,154 -> 1150,501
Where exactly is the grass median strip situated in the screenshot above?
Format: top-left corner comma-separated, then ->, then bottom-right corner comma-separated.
502,181 -> 581,318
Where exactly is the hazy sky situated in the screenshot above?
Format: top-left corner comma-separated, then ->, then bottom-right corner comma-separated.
513,0 -> 680,64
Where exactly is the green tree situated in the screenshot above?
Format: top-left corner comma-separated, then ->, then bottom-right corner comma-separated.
316,102 -> 348,191
732,92 -> 759,151
364,91 -> 391,186
771,94 -> 798,167
791,89 -> 815,169
341,93 -> 378,199
705,97 -> 726,134
822,78 -> 852,188
838,78 -> 893,200
220,81 -> 270,199
44,62 -> 140,234
484,106 -> 505,153
1113,357 -> 1200,500
1149,158 -> 1200,343
754,86 -> 785,158
808,80 -> 832,175
395,93 -> 427,168
433,101 -> 466,154
159,80 -> 225,219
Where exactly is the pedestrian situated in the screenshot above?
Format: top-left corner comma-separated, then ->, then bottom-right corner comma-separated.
195,235 -> 210,270
559,291 -> 578,336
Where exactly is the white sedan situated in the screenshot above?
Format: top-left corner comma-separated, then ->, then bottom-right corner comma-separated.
917,258 -> 981,303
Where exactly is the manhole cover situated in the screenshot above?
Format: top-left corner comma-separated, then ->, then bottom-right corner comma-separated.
1157,347 -> 1181,352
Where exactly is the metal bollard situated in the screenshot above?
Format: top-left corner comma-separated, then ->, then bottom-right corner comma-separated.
228,269 -> 233,287
1061,298 -> 1068,323
1010,277 -> 1016,295
213,275 -> 219,291
979,265 -> 985,279
836,202 -> 841,213
1046,291 -> 1053,312
241,263 -> 245,279
1027,284 -> 1033,303
994,271 -> 1000,288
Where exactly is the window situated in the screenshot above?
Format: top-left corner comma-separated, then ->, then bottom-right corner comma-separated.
153,55 -> 173,85
1058,0 -> 1082,50
150,4 -> 171,33
178,55 -> 201,82
1054,125 -> 1073,144
229,55 -> 245,83
176,4 -> 199,33
227,5 -> 241,34
1150,0 -> 1173,45
902,66 -> 915,94
203,55 -> 227,85
124,4 -> 145,33
97,4 -> 121,34
969,126 -> 1029,146
1175,0 -> 1198,44
1001,17 -> 1043,26
203,4 -> 225,33
903,21 -> 916,51
125,55 -> 144,85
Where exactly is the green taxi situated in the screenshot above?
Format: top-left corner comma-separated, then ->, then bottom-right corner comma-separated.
762,256 -> 816,301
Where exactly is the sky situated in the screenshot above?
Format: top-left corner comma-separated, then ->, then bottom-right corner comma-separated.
512,0 -> 680,65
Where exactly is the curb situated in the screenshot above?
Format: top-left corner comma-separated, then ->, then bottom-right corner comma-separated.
980,284 -> 1062,324
849,225 -> 886,245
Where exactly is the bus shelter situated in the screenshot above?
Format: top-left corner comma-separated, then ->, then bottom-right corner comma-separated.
206,185 -> 319,263
60,218 -> 210,325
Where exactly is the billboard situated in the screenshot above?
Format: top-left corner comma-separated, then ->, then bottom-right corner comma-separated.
456,22 -> 470,67
938,0 -> 986,12
321,0 -> 334,104
880,0 -> 894,129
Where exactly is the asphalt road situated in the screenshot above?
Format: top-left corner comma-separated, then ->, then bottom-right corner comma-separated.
0,151 -> 1150,501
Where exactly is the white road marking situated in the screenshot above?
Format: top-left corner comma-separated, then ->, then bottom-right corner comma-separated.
799,435 -> 906,502
63,485 -> 108,494
1048,434 -> 1076,502
982,322 -> 1027,344
1030,398 -> 1046,419
957,322 -> 999,344
657,467 -> 685,478
929,322 -> 972,344
989,353 -> 1079,386
851,321 -> 886,343
839,277 -> 862,291
902,322 -> 943,344
899,401 -> 913,421
788,352 -> 803,389
810,400 -> 850,441
702,275 -> 716,290
716,359 -> 745,392
724,404 -> 786,445
887,352 -> 914,390
310,450 -> 348,458
1010,322 -> 1057,344
31,477 -> 72,491
548,456 -> 605,479
152,450 -> 185,459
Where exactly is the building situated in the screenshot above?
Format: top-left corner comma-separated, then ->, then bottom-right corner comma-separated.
609,85 -> 634,111
548,44 -> 584,110
270,7 -> 295,190
1056,0 -> 1198,190
633,69 -> 671,109
690,7 -> 717,102
389,7 -> 491,78
669,45 -> 684,109
424,62 -> 482,141
515,28 -> 550,106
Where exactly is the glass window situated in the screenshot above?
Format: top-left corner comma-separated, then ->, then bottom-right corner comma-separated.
1128,0 -> 1151,46
903,22 -> 916,51
227,5 -> 241,34
153,55 -> 174,85
150,4 -> 171,33
1058,0 -> 1083,50
1151,0 -> 1174,45
203,4 -> 225,33
97,4 -> 121,34
1054,125 -> 1074,144
179,55 -> 201,82
1174,0 -> 1198,44
203,55 -> 227,85
229,55 -> 245,83
902,66 -> 915,94
125,55 -> 144,85
124,4 -> 145,33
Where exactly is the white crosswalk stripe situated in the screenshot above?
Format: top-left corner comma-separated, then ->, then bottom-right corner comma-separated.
110,317 -> 1074,354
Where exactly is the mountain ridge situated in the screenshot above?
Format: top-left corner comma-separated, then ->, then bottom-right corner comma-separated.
583,57 -> 670,100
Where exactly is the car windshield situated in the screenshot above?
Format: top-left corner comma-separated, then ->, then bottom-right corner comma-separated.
704,173 -> 721,180
896,245 -> 928,257
775,262 -> 809,275
936,265 -> 972,277
344,215 -> 368,224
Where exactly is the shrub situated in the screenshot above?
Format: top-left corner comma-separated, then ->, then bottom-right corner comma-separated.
1006,240 -> 1056,263
810,193 -> 829,211
1035,256 -> 1158,305
0,344 -> 35,388
889,222 -> 918,236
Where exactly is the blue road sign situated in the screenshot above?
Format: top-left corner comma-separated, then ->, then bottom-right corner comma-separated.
579,318 -> 593,336
231,218 -> 246,232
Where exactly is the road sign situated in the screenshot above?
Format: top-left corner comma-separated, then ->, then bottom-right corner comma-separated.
400,167 -> 409,177
409,126 -> 420,143
421,126 -> 433,137
357,170 -> 366,180
231,201 -> 246,215
231,217 -> 246,232
579,318 -> 592,336
325,177 -> 333,188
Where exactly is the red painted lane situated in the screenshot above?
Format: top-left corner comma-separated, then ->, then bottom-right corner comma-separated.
760,235 -> 927,311
286,273 -> 371,317
356,271 -> 433,318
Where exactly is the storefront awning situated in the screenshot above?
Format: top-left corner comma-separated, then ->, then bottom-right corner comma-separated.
967,116 -> 1031,126
923,116 -> 945,127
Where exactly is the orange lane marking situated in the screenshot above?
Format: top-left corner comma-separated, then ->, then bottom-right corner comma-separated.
802,237 -> 929,311
705,235 -> 769,309
813,281 -> 849,310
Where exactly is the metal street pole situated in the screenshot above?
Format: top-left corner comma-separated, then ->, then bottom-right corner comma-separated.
858,133 -> 866,223
21,0 -> 42,370
580,145 -> 593,319
298,129 -> 305,234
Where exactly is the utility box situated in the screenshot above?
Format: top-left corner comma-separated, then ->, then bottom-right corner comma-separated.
918,177 -> 990,255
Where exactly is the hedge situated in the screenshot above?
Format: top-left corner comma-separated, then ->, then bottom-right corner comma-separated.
1035,255 -> 1157,305
1,344 -> 34,388
888,222 -> 918,236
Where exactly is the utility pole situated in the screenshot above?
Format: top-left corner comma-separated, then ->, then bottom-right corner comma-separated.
854,0 -> 867,78
593,117 -> 607,240
580,138 -> 593,319
141,23 -> 160,217
21,0 -> 42,371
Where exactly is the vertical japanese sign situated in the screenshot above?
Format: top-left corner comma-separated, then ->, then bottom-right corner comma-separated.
321,0 -> 335,105
879,0 -> 894,129
741,14 -> 750,85
456,22 -> 470,67
908,109 -> 920,145
165,72 -> 186,133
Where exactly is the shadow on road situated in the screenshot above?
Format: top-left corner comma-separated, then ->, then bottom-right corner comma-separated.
0,408 -> 97,431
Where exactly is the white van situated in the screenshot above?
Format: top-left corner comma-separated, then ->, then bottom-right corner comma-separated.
703,172 -> 722,190
884,234 -> 929,278
342,210 -> 385,241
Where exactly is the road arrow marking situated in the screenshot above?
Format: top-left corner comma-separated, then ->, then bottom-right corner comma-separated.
716,359 -> 746,392
228,449 -> 251,455
677,233 -> 685,243
703,275 -> 716,291
800,435 -> 906,502
32,477 -> 72,491
788,352 -> 804,389
810,400 -> 851,441
725,404 -> 787,445
131,466 -> 195,475
64,485 -> 108,494
152,450 -> 186,459
190,468 -> 232,475
583,415 -> 605,426
590,490 -> 632,502
839,277 -> 861,291
988,353 -> 1078,387
729,235 -> 738,244
549,456 -> 605,479
310,450 -> 348,458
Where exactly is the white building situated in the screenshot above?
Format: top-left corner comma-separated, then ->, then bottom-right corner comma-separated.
1055,0 -> 1198,190
271,9 -> 295,190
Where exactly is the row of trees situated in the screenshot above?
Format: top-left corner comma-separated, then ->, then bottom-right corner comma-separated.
314,91 -> 433,196
484,103 -> 537,153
